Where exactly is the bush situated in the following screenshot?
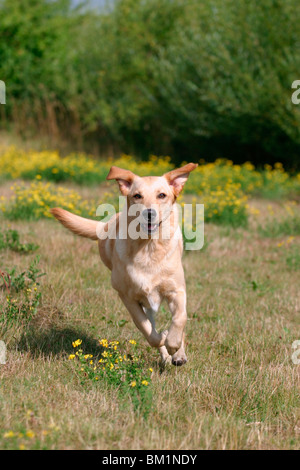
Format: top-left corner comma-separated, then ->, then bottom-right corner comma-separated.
0,147 -> 173,184
1,181 -> 96,220
0,228 -> 39,253
1,0 -> 300,166
0,256 -> 45,328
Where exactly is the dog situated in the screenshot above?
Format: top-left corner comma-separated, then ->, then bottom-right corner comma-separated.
51,162 -> 198,365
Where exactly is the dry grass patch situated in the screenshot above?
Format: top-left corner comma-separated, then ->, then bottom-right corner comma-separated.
0,199 -> 299,449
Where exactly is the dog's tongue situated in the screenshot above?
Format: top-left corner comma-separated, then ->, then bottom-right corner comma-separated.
148,223 -> 157,232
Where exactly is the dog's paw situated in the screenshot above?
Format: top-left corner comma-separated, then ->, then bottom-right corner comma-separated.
171,351 -> 187,367
160,354 -> 172,367
159,344 -> 171,367
165,333 -> 187,366
164,335 -> 181,356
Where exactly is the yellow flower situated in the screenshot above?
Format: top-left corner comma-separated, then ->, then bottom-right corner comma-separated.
26,430 -> 35,439
4,431 -> 15,438
129,339 -> 136,345
130,381 -> 137,387
72,339 -> 82,348
141,380 -> 149,386
68,354 -> 75,360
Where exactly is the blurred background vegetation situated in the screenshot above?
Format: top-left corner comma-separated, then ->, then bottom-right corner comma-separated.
0,0 -> 300,168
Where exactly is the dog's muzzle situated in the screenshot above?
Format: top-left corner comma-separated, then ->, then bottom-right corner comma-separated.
141,208 -> 160,234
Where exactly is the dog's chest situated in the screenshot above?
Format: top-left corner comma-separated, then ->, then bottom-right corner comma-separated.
127,266 -> 162,311
112,238 -> 179,305
126,263 -> 158,295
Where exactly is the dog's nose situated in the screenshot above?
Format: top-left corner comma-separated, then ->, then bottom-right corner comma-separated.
142,208 -> 157,221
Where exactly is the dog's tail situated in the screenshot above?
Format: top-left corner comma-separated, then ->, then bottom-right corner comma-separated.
50,207 -> 99,241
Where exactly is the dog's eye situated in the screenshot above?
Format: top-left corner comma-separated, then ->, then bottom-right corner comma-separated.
158,193 -> 167,199
133,193 -> 142,199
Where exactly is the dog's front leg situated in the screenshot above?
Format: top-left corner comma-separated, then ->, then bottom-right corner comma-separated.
119,294 -> 167,349
144,307 -> 171,364
165,290 -> 188,366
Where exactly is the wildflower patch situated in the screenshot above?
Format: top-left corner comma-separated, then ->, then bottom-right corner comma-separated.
0,181 -> 97,220
69,338 -> 154,417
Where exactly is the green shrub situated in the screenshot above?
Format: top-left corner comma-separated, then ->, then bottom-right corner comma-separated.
1,0 -> 300,166
0,228 -> 39,253
0,256 -> 45,327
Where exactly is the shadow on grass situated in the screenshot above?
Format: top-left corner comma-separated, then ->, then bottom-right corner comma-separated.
17,325 -> 102,358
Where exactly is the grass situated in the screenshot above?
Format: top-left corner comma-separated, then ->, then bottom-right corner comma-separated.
0,190 -> 299,450
0,228 -> 39,253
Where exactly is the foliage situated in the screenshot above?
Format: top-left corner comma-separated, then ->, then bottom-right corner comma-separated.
258,215 -> 300,238
1,148 -> 300,228
1,180 -> 97,220
286,245 -> 300,270
1,0 -> 300,166
0,147 -> 173,183
70,338 -> 153,417
0,256 -> 45,326
0,228 -> 39,253
0,0 -> 80,108
0,147 -> 299,195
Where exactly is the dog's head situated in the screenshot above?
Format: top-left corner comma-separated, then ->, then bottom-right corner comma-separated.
106,163 -> 198,236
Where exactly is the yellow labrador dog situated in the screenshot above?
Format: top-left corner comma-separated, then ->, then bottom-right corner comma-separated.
51,163 -> 197,366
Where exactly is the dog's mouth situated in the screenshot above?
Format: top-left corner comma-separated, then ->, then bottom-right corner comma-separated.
141,221 -> 162,234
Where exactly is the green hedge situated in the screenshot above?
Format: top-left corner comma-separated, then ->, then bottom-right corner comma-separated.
1,0 -> 300,167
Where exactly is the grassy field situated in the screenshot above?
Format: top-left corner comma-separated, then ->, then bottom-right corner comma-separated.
0,147 -> 299,450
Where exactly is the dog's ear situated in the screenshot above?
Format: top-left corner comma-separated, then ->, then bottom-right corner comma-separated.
164,163 -> 198,196
106,166 -> 136,195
